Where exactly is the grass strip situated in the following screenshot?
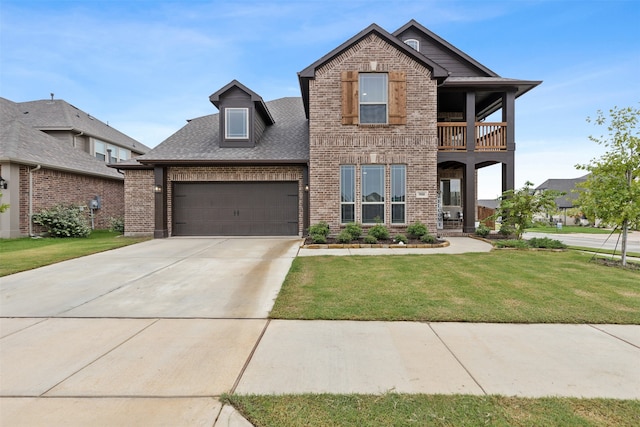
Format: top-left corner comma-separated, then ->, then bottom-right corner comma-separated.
0,230 -> 150,276
525,225 -> 620,234
270,251 -> 640,324
569,246 -> 640,259
223,394 -> 640,427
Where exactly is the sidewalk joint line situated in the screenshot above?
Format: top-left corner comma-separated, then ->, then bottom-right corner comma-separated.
588,324 -> 640,350
39,319 -> 160,397
230,319 -> 271,394
428,323 -> 488,395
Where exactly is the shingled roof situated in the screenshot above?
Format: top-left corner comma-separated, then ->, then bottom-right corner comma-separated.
536,175 -> 589,209
17,99 -> 150,154
0,97 -> 123,179
136,97 -> 308,164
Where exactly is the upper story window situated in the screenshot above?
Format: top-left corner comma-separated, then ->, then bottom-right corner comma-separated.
359,73 -> 388,124
118,148 -> 129,162
225,108 -> 249,139
404,39 -> 419,50
94,140 -> 106,161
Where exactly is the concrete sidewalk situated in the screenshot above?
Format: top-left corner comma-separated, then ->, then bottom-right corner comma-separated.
2,236 -> 639,426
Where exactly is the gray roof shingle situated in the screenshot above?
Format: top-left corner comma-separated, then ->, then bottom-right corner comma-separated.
536,176 -> 589,209
138,97 -> 309,163
0,97 -> 123,179
16,99 -> 150,154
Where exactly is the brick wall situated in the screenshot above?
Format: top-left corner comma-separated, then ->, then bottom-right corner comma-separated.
308,33 -> 439,235
19,166 -> 124,235
123,169 -> 154,236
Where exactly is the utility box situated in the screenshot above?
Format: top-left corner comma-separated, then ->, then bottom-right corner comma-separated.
89,196 -> 101,209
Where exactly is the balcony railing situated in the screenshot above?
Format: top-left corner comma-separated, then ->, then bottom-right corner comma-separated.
437,122 -> 508,152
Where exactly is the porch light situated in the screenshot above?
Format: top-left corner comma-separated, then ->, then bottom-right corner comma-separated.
153,184 -> 163,193
0,176 -> 7,190
304,185 -> 309,192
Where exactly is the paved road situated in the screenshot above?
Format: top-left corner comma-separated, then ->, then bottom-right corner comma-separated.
524,230 -> 640,253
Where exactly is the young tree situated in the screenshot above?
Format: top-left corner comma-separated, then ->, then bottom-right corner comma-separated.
576,105 -> 640,267
0,191 -> 8,213
492,181 -> 562,240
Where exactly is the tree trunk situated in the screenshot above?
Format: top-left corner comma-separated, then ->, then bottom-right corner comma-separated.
621,219 -> 628,267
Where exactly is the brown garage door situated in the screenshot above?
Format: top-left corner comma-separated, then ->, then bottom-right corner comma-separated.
173,182 -> 299,236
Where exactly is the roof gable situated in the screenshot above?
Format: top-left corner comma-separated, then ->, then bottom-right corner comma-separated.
393,19 -> 498,77
209,80 -> 275,126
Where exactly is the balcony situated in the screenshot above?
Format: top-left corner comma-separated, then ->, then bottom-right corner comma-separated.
437,122 -> 507,152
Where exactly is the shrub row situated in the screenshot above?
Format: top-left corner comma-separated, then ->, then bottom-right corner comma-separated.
309,221 -> 438,245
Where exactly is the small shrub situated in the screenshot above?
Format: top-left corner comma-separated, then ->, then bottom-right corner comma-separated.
363,235 -> 378,244
494,239 -> 529,249
336,229 -> 353,243
528,237 -> 567,249
109,217 -> 125,234
475,224 -> 491,237
394,234 -> 408,244
311,234 -> 327,244
309,221 -> 330,238
421,233 -> 438,244
368,224 -> 390,240
344,222 -> 362,240
32,204 -> 91,238
406,221 -> 428,238
499,224 -> 515,237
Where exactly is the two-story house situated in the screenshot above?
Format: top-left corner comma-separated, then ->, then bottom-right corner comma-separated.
0,96 -> 149,238
117,20 -> 540,238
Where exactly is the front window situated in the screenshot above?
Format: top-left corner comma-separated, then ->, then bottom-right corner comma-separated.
441,179 -> 462,206
340,165 -> 355,223
362,165 -> 385,223
391,165 -> 406,224
225,108 -> 249,139
359,73 -> 387,124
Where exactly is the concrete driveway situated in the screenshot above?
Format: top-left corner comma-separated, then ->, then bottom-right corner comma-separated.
1,237 -> 301,426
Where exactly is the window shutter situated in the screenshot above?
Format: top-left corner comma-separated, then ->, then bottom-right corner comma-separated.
341,71 -> 359,125
388,71 -> 406,125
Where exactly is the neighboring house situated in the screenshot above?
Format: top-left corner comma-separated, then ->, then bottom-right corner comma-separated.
535,175 -> 589,225
117,20 -> 540,238
0,97 -> 149,238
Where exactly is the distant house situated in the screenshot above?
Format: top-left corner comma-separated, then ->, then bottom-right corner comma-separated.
116,20 -> 540,238
0,97 -> 149,238
535,175 -> 589,224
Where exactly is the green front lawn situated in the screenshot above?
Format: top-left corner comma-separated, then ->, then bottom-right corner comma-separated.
271,251 -> 640,324
0,230 -> 150,276
225,394 -> 640,427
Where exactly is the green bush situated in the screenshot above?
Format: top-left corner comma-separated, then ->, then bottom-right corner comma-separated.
344,222 -> 362,240
309,221 -> 330,238
32,204 -> 91,238
528,237 -> 567,249
406,221 -> 428,238
394,234 -> 408,244
367,224 -> 390,240
475,224 -> 491,237
311,234 -> 327,244
363,235 -> 378,244
109,217 -> 125,234
421,233 -> 438,244
499,224 -> 515,237
495,239 -> 529,249
336,229 -> 353,243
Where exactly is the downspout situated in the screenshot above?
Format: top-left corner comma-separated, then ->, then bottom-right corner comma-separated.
29,164 -> 42,237
73,131 -> 84,149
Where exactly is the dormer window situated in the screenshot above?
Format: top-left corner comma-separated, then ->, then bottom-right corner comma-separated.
225,108 -> 249,139
404,39 -> 419,50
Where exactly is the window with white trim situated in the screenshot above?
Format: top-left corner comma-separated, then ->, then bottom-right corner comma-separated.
404,39 -> 419,50
391,165 -> 406,224
95,140 -> 106,161
359,73 -> 388,124
340,165 -> 356,223
225,108 -> 249,139
118,148 -> 129,162
362,165 -> 385,223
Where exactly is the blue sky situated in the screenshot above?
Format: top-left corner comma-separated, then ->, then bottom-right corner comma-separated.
1,0 -> 638,198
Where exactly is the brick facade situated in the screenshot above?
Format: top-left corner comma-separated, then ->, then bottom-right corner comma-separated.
123,169 -> 155,236
308,33 -> 439,235
18,166 -> 124,235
